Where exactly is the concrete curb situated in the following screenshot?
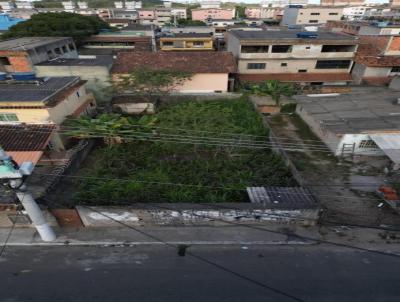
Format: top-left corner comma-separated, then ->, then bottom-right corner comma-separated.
3,240 -> 316,247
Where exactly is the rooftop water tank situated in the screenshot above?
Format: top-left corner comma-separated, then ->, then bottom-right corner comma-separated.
296,32 -> 318,39
11,72 -> 36,81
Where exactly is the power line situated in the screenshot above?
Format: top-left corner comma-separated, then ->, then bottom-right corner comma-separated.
44,199 -> 309,302
34,172 -> 389,203
41,195 -> 400,261
133,202 -> 400,260
2,126 -> 334,152
35,182 -> 400,232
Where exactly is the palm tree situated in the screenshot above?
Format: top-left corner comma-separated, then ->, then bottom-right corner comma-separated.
247,80 -> 296,106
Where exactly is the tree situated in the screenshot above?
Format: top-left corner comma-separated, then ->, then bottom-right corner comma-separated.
186,3 -> 201,20
2,12 -> 110,45
246,80 -> 296,106
177,19 -> 207,26
34,1 -> 63,8
235,5 -> 246,18
115,67 -> 192,102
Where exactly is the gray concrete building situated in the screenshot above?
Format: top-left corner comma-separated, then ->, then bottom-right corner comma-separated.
295,87 -> 400,164
35,56 -> 113,104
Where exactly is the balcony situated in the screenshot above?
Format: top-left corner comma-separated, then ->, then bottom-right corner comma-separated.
239,44 -> 356,59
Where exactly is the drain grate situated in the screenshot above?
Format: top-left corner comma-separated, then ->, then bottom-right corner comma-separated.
7,214 -> 31,225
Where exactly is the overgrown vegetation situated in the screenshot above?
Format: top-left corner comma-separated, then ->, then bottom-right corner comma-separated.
115,67 -> 193,102
73,98 -> 295,204
177,19 -> 207,26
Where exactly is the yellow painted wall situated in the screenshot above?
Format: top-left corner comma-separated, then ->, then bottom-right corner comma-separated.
160,38 -> 213,51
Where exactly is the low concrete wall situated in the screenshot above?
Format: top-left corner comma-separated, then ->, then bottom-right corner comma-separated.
75,204 -> 320,227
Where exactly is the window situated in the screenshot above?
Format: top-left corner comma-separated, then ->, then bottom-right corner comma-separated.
0,57 -> 10,65
0,113 -> 18,121
308,20 -> 319,23
305,46 -> 311,49
62,45 -> 68,53
310,12 -> 320,15
68,43 -> 75,51
247,63 -> 266,69
298,69 -> 307,73
321,45 -> 356,52
193,41 -> 204,47
76,91 -> 80,98
329,12 -> 339,15
391,66 -> 400,73
358,140 -> 378,149
47,50 -> 55,59
162,41 -> 173,46
241,45 -> 269,53
315,60 -> 351,69
281,62 -> 287,67
271,45 -> 292,53
54,47 -> 62,55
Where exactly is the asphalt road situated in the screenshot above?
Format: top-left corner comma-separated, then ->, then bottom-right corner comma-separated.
0,245 -> 400,302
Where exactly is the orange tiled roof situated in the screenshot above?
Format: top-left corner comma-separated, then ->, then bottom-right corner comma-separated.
111,51 -> 237,74
0,124 -> 55,151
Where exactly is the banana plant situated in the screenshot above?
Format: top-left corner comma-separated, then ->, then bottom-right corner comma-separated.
245,80 -> 296,107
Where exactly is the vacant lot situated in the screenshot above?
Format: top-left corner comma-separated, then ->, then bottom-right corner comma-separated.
71,99 -> 295,204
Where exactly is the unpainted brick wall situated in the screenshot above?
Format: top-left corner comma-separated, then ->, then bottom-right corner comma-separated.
388,36 -> 400,51
8,56 -> 32,72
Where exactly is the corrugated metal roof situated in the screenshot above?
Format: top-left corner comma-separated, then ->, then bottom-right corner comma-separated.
370,134 -> 400,164
246,186 -> 319,209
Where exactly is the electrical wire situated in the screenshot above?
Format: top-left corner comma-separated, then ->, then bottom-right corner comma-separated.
45,199 -> 309,302
34,172 -> 391,203
0,126 -> 340,153
41,195 -> 400,261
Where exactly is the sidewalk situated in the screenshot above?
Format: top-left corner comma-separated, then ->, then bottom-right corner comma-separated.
1,223 -> 400,255
0,224 -> 315,246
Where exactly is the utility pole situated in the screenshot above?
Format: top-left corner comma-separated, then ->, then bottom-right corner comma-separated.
0,149 -> 56,242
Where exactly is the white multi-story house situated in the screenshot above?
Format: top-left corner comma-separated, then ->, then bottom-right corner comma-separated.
227,30 -> 358,86
342,6 -> 367,20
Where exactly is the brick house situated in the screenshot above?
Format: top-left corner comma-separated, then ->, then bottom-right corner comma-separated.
0,37 -> 78,73
352,35 -> 400,85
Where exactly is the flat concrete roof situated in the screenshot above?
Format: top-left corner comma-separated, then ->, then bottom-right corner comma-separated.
295,87 -> 400,134
162,33 -> 212,38
36,56 -> 113,67
0,76 -> 80,104
0,37 -> 72,51
230,30 -> 357,41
